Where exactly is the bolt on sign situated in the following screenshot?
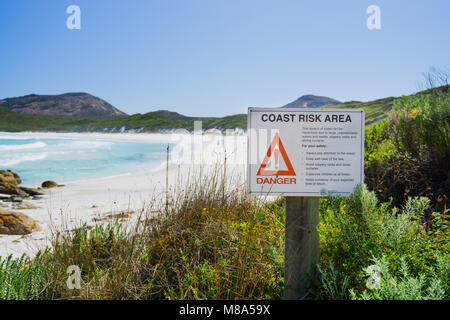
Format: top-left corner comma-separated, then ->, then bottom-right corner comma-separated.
247,108 -> 365,196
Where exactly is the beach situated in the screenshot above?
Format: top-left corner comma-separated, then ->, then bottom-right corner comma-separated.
0,132 -> 247,259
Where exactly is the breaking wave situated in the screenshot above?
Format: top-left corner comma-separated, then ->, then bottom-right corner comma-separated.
0,141 -> 47,150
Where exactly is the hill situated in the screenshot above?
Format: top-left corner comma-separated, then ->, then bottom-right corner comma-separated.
320,85 -> 449,124
321,96 -> 395,124
0,87 -> 446,132
0,92 -> 127,118
0,105 -> 246,133
154,110 -> 189,120
281,94 -> 341,108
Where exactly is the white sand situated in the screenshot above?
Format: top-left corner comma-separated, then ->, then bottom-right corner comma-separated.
0,132 -> 247,259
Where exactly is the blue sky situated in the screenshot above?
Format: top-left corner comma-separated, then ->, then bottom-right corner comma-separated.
0,0 -> 449,116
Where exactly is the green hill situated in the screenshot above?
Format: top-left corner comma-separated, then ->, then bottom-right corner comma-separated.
321,96 -> 395,124
0,105 -> 247,132
0,106 -> 97,131
0,87 -> 446,132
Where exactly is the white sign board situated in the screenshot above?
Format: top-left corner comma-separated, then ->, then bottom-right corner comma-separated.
247,108 -> 364,196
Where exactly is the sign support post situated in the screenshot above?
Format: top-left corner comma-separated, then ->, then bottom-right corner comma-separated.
284,197 -> 319,299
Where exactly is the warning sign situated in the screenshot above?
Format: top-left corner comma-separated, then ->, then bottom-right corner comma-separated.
257,132 -> 295,176
247,108 -> 364,196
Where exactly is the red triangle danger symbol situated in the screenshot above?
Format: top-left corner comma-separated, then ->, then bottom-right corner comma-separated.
257,132 -> 296,176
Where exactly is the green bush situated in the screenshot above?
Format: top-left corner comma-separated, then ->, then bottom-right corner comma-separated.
364,119 -> 398,199
0,253 -> 47,300
318,261 -> 350,300
317,185 -> 445,298
351,255 -> 448,300
391,91 -> 450,159
364,90 -> 450,208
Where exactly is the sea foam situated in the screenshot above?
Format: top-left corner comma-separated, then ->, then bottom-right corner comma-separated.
0,141 -> 47,150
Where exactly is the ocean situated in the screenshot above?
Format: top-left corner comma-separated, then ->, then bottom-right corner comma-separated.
0,133 -> 171,186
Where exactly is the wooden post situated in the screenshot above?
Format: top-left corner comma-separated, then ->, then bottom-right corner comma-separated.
284,197 -> 319,300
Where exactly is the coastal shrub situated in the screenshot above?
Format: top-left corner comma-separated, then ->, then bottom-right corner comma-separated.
317,261 -> 350,300
391,90 -> 449,159
36,166 -> 285,300
350,255 -> 448,300
364,90 -> 450,208
1,179 -> 447,300
137,169 -> 285,300
41,222 -> 145,299
0,253 -> 46,300
364,119 -> 398,194
317,183 -> 449,299
317,185 -> 433,298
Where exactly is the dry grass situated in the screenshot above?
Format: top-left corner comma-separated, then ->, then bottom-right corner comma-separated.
38,165 -> 285,300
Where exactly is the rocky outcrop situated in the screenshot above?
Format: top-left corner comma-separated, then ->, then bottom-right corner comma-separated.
41,181 -> 58,188
0,170 -> 28,197
0,170 -> 44,202
0,169 -> 22,185
0,209 -> 41,235
20,186 -> 44,196
0,170 -> 44,199
13,201 -> 39,210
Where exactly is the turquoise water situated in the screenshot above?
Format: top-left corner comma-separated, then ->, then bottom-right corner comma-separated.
0,134 -> 171,186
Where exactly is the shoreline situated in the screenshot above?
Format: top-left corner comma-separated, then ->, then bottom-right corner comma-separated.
0,131 -> 247,259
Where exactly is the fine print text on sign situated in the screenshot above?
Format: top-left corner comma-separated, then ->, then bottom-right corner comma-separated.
247,108 -> 365,196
